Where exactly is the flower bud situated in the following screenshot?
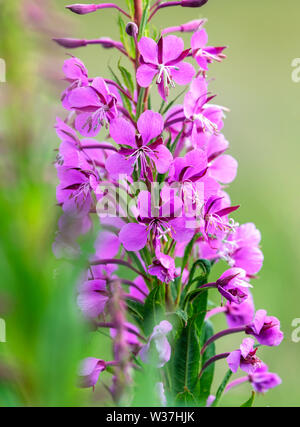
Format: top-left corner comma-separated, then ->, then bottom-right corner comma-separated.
53,38 -> 87,48
125,22 -> 138,38
66,3 -> 98,14
181,0 -> 208,7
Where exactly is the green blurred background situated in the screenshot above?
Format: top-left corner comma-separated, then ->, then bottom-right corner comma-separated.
0,0 -> 299,407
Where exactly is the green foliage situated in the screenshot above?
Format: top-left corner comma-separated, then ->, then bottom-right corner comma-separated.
198,321 -> 216,406
211,370 -> 233,407
143,285 -> 165,335
241,392 -> 256,407
118,15 -> 136,59
138,0 -> 150,40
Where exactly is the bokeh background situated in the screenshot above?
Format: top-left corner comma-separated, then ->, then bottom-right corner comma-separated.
0,0 -> 299,407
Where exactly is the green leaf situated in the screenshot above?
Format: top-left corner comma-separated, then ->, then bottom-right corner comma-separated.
172,322 -> 200,396
108,65 -> 133,114
211,370 -> 233,407
198,321 -> 216,406
161,88 -> 187,115
175,309 -> 189,326
118,60 -> 135,94
136,88 -> 146,119
168,129 -> 184,155
138,0 -> 150,40
175,389 -> 198,407
143,285 -> 165,335
126,298 -> 145,329
125,0 -> 134,17
191,290 -> 208,335
118,15 -> 135,58
241,391 -> 256,407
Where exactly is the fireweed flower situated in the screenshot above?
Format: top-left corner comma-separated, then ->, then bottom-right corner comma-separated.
216,268 -> 251,305
246,309 -> 284,347
139,321 -> 173,368
119,190 -> 194,251
53,0 -> 283,405
79,357 -> 107,388
191,29 -> 227,71
69,77 -> 118,137
137,36 -> 195,100
197,132 -> 238,184
61,57 -> 89,110
248,363 -> 282,393
107,110 -> 173,178
201,195 -> 240,241
227,338 -> 262,374
148,246 -> 176,284
184,76 -> 224,144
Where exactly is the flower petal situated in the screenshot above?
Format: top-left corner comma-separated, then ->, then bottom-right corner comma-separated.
137,64 -> 157,87
119,223 -> 148,251
138,37 -> 158,64
109,117 -> 136,147
172,62 -> 195,86
137,110 -> 164,144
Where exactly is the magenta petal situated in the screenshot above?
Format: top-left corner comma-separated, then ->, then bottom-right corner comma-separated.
63,57 -> 88,80
162,35 -> 184,64
137,64 -> 157,88
106,153 -> 134,176
79,358 -> 105,388
150,144 -> 173,174
172,62 -> 195,86
233,246 -> 264,275
191,29 -> 208,49
240,338 -> 255,359
209,155 -> 238,184
75,113 -> 100,137
69,86 -> 99,108
94,231 -> 120,259
227,350 -> 241,373
109,117 -> 136,147
170,218 -> 195,243
119,223 -> 148,251
138,110 -> 164,144
138,37 -> 158,64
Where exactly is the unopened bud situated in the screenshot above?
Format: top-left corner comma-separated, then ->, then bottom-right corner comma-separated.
66,3 -> 98,14
53,38 -> 87,48
125,22 -> 138,38
181,0 -> 208,7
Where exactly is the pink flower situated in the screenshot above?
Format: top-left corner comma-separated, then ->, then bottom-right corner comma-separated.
77,279 -> 109,318
216,268 -> 251,305
137,36 -> 195,100
69,77 -> 118,137
184,76 -> 224,144
139,321 -> 173,368
106,110 -> 172,178
246,310 -> 284,347
225,292 -> 255,328
61,57 -> 89,110
249,363 -> 282,393
222,223 -> 264,275
119,190 -> 194,251
148,248 -> 176,284
191,29 -> 226,71
202,195 -> 240,240
227,338 -> 262,374
79,357 -> 106,388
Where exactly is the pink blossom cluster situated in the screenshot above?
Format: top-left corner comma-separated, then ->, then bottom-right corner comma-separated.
53,0 -> 283,406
